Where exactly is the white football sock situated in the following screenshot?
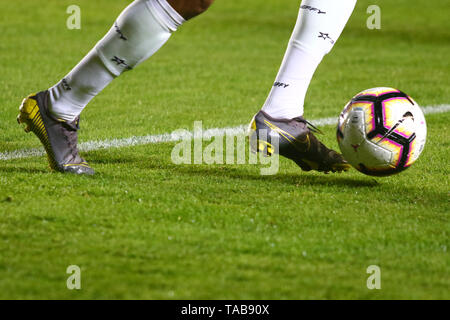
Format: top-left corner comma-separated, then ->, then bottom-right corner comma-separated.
48,50 -> 115,121
49,0 -> 185,121
262,0 -> 357,119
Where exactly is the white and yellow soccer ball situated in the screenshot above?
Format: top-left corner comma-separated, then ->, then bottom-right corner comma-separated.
337,87 -> 427,176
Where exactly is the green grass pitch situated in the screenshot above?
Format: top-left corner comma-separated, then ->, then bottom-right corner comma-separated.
0,0 -> 449,299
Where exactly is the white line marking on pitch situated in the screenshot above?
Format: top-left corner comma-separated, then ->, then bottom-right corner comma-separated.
1,104 -> 449,161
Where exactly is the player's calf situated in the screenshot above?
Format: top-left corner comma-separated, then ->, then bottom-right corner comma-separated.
49,0 -> 215,123
168,0 -> 215,20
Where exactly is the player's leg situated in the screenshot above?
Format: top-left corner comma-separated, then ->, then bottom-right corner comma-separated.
250,0 -> 357,173
168,0 -> 215,20
18,0 -> 214,175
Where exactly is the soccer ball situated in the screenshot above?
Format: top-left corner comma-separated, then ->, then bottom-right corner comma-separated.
336,87 -> 427,176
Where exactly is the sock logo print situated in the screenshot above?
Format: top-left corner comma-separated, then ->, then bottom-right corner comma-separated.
273,82 -> 290,89
111,56 -> 132,70
300,5 -> 326,15
318,32 -> 335,44
61,79 -> 72,91
114,22 -> 128,41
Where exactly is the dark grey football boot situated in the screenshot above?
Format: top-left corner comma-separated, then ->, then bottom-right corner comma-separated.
249,110 -> 350,173
17,91 -> 95,175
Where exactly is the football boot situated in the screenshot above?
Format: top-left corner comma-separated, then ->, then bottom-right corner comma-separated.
17,91 -> 94,175
249,110 -> 350,173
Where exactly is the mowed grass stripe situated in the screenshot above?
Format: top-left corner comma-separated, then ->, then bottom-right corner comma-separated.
1,104 -> 449,161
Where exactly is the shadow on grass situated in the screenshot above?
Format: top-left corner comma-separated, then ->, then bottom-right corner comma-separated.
1,153 -> 378,189
0,165 -> 48,174
5,151 -> 447,204
89,150 -> 379,189
163,165 -> 380,188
